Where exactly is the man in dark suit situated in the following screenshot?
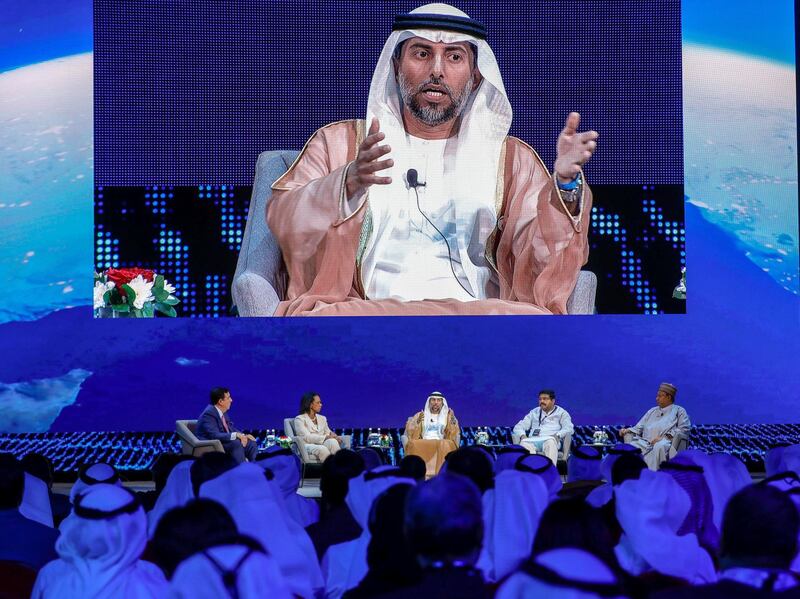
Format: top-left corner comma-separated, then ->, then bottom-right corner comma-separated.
0,453 -> 59,571
196,387 -> 258,464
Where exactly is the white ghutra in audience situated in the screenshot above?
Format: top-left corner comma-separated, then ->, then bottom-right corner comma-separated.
32,484 -> 169,598
147,459 -> 194,538
255,445 -> 320,527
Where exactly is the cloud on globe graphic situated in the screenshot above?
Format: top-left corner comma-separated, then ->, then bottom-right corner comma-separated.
0,53 -> 93,323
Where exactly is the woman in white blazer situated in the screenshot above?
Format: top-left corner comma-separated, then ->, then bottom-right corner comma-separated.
293,392 -> 343,462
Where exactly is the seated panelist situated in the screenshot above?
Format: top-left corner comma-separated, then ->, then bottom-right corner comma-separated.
294,392 -> 343,462
404,391 -> 460,477
196,387 -> 258,464
512,389 -> 573,465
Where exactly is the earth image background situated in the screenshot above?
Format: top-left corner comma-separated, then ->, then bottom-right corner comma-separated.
0,0 -> 797,432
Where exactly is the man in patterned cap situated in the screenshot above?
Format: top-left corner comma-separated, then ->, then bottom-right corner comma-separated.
404,391 -> 460,477
620,382 -> 691,470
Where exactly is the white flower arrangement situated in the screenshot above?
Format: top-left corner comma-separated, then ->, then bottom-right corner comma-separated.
94,268 -> 180,317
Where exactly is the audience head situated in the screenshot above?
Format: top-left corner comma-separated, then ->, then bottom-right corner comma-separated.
610,452 -> 646,487
20,453 -> 55,489
404,472 -> 483,567
152,498 -> 240,579
567,445 -> 603,483
495,445 -> 528,473
70,461 -> 121,503
357,447 -> 385,471
516,453 -> 562,497
299,391 -> 320,415
209,386 -> 231,406
399,454 -> 427,482
532,497 -> 619,571
152,453 -> 194,494
0,453 -> 24,509
444,446 -> 494,493
365,483 -> 421,582
319,448 -> 365,507
721,484 -> 799,570
191,452 -> 237,497
170,537 -> 289,598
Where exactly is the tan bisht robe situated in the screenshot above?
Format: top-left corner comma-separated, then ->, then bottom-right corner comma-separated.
404,409 -> 460,477
267,119 -> 592,316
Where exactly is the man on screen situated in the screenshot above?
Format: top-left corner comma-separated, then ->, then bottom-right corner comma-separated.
267,3 -> 598,316
196,387 -> 258,464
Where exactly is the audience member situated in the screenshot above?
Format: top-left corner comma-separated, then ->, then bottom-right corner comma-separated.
169,536 -> 292,599
306,449 -> 365,560
391,472 -> 490,598
654,484 -> 800,598
200,462 -> 324,598
357,447 -> 386,471
343,484 -> 422,598
0,453 -> 59,571
567,444 -> 603,482
256,446 -> 320,527
443,446 -> 495,493
190,451 -> 237,497
137,452 -> 193,511
532,497 -> 621,573
322,466 -> 414,598
398,454 -> 427,482
403,391 -> 460,477
620,382 -> 690,470
69,461 -> 121,503
477,468 -> 549,582
196,387 -> 258,464
20,453 -> 71,527
149,498 -> 239,579
601,443 -> 642,482
494,445 -> 528,473
614,469 -> 716,585
515,453 -> 562,497
661,458 -> 720,553
676,450 -> 751,531
147,459 -> 195,537
32,484 -> 168,597
497,547 -> 629,599
513,389 -> 574,465
294,391 -> 344,462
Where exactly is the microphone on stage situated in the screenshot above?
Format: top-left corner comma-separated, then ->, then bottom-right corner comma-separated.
407,168 -> 426,189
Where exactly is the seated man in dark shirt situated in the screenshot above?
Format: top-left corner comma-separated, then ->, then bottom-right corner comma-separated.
196,387 -> 258,464
0,453 -> 59,571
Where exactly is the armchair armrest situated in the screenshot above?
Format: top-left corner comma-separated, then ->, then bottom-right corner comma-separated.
512,432 -> 522,445
292,436 -> 312,463
232,271 -> 280,317
560,433 -> 572,458
670,431 -> 689,458
195,439 -> 224,452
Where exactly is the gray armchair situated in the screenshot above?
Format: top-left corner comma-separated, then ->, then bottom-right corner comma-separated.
283,418 -> 351,482
232,150 -> 597,316
512,431 -> 573,465
175,419 -> 223,457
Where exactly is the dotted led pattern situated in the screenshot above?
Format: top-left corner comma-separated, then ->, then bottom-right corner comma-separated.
94,0 -> 681,186
94,185 -> 248,317
95,183 -> 685,316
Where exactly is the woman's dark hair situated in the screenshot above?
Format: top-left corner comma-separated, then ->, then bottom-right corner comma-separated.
209,387 -> 230,406
299,391 -> 319,415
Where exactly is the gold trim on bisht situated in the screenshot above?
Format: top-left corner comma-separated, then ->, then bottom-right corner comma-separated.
484,138 -> 508,274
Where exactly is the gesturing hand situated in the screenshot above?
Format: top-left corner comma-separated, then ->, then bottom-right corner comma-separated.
345,118 -> 394,199
554,112 -> 598,183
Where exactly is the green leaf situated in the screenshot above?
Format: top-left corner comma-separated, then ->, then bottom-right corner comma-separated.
164,296 -> 180,306
142,303 -> 155,318
152,287 -> 169,302
132,307 -> 144,318
121,284 -> 136,304
154,274 -> 165,289
103,289 -> 113,305
155,303 -> 177,317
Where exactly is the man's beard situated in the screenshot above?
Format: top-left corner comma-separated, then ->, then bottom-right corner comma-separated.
398,73 -> 473,126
